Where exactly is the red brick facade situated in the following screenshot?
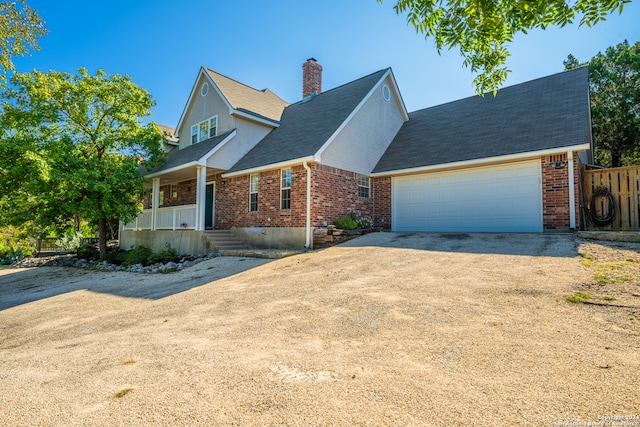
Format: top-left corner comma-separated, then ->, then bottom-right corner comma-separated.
372,176 -> 392,229
311,164 -> 373,227
145,154 -> 581,232
541,153 -> 581,230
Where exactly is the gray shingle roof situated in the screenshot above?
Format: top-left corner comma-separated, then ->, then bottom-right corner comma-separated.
226,69 -> 388,174
146,130 -> 235,175
373,66 -> 590,174
204,68 -> 289,123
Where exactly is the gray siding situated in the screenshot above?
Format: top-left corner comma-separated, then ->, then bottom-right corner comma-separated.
320,75 -> 405,175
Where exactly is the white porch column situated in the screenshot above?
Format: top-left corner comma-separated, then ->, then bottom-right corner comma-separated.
195,166 -> 207,231
151,178 -> 160,231
568,150 -> 576,230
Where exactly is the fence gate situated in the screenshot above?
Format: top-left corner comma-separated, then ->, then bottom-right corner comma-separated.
582,165 -> 640,231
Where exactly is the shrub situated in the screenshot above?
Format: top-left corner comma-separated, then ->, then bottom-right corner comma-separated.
148,248 -> 180,264
55,231 -> 85,253
0,240 -> 36,265
334,210 -> 372,230
334,215 -> 358,230
76,246 -> 100,261
121,246 -> 154,266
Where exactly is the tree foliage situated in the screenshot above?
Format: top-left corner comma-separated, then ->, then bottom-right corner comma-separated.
380,0 -> 631,94
0,68 -> 166,259
0,0 -> 47,82
565,40 -> 640,167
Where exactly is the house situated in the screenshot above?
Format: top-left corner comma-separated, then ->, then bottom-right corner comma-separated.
120,60 -> 592,254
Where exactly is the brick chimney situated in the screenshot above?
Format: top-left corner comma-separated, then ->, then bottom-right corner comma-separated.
302,58 -> 322,99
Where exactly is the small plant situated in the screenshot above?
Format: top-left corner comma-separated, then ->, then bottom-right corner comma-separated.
334,209 -> 372,230
114,388 -> 133,398
148,248 -> 180,264
121,246 -> 154,266
55,231 -> 85,253
77,246 -> 100,261
565,292 -> 592,304
334,214 -> 358,230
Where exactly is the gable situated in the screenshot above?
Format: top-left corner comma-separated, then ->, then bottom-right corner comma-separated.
176,73 -> 234,149
373,66 -> 591,174
318,72 -> 407,175
224,69 -> 390,175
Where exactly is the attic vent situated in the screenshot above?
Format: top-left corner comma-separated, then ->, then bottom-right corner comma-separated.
302,91 -> 318,103
201,82 -> 209,97
382,84 -> 391,102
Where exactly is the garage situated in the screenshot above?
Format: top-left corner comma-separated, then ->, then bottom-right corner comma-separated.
392,160 -> 543,232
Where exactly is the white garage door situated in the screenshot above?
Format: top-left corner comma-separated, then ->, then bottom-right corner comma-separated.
393,160 -> 542,232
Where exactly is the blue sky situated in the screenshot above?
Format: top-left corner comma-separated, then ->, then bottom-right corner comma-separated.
12,0 -> 640,128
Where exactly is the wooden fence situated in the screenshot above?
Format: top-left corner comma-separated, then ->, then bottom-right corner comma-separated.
37,237 -> 100,253
582,165 -> 640,231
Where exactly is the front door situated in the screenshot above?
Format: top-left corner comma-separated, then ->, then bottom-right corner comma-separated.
205,182 -> 215,229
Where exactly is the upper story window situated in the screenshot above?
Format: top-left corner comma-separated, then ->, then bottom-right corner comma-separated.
191,116 -> 217,144
281,168 -> 291,210
358,175 -> 370,198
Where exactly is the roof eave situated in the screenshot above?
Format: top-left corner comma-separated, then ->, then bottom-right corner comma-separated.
174,67 -> 234,138
222,156 -> 316,178
232,109 -> 280,127
370,143 -> 590,177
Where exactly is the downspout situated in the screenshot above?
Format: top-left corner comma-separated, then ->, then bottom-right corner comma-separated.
303,161 -> 312,249
568,150 -> 576,230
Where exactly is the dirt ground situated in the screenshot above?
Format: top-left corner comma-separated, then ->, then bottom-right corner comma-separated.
0,233 -> 638,426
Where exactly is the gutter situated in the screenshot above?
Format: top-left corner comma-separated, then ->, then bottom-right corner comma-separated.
370,143 -> 590,177
303,161 -> 312,249
222,156 -> 316,178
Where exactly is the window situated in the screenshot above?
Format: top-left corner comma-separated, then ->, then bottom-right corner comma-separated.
358,175 -> 370,198
159,190 -> 165,207
280,168 -> 291,210
250,174 -> 259,212
170,184 -> 178,199
190,116 -> 218,144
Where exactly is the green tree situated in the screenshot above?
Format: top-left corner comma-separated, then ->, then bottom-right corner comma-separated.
0,68 -> 166,259
379,0 -> 631,94
565,40 -> 640,167
0,1 -> 47,82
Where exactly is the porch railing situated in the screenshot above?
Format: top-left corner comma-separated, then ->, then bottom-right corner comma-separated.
123,205 -> 197,231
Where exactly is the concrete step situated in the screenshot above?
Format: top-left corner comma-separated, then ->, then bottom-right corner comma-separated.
203,231 -> 250,252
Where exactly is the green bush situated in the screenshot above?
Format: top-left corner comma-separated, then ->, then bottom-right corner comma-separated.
55,231 -> 85,253
121,246 -> 154,266
76,246 -> 100,261
148,248 -> 180,264
334,215 -> 358,230
0,240 -> 36,265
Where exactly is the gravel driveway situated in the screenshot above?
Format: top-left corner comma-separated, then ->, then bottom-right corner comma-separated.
0,233 -> 638,426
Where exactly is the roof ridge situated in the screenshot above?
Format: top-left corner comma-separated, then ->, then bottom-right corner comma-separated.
291,67 -> 390,105
409,66 -> 587,115
204,67 -> 277,97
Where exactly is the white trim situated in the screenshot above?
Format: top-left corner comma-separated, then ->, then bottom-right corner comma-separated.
303,161 -> 312,248
568,150 -> 576,229
316,69 -> 406,163
370,143 -> 590,177
232,109 -> 280,127
191,115 -> 218,144
145,130 -> 237,179
222,156 -> 315,178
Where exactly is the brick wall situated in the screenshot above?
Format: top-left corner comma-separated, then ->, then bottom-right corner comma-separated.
372,176 -> 392,229
541,153 -> 580,230
214,166 -> 307,229
311,164 -> 373,227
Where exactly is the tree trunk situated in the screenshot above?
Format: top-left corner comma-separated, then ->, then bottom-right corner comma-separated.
98,217 -> 107,260
611,151 -> 622,168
